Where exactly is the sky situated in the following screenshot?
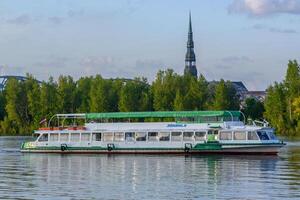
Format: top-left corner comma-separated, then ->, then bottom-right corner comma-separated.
0,0 -> 300,90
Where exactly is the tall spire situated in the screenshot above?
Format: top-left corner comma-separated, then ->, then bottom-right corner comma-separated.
184,11 -> 197,77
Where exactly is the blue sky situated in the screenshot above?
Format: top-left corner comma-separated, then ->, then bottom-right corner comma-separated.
0,0 -> 300,90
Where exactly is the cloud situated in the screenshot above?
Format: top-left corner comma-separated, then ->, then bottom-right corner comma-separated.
67,9 -> 85,18
252,24 -> 298,33
6,14 -> 32,25
221,56 -> 253,64
228,0 -> 300,16
79,56 -> 164,80
48,16 -> 64,25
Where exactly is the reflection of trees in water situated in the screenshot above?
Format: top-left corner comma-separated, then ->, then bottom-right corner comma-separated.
287,146 -> 300,190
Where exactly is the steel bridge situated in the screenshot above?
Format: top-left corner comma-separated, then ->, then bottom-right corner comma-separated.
0,76 -> 147,91
0,75 -> 41,91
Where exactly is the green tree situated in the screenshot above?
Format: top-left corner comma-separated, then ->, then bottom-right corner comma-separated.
75,77 -> 92,113
119,78 -> 151,112
40,77 -> 60,124
3,78 -> 30,134
264,83 -> 290,135
183,75 -> 208,110
89,75 -> 110,112
213,79 -> 239,110
57,76 -> 76,113
0,91 -> 5,121
243,98 -> 265,120
174,90 -> 184,111
25,74 -> 42,129
152,69 -> 181,111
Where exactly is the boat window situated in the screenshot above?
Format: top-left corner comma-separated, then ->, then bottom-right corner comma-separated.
103,132 -> 114,142
136,132 -> 146,141
234,131 -> 246,140
70,133 -> 80,142
267,131 -> 277,140
195,131 -> 206,141
92,132 -> 101,141
257,131 -> 269,140
50,133 -> 59,142
60,133 -> 69,142
148,132 -> 158,141
219,131 -> 232,140
38,134 -> 48,142
183,132 -> 194,141
159,132 -> 170,141
114,132 -> 125,142
208,130 -> 218,135
247,131 -> 259,140
33,133 -> 40,139
171,132 -> 182,141
125,132 -> 135,141
81,133 -> 90,142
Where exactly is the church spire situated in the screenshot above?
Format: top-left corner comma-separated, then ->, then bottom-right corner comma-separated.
184,11 -> 197,77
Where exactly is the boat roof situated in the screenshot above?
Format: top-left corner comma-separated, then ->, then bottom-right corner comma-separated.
55,111 -> 241,120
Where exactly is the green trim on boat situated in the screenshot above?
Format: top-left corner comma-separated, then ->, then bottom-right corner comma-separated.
86,111 -> 240,121
193,143 -> 222,150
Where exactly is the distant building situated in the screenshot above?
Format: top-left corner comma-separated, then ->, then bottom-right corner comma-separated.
245,91 -> 266,102
231,81 -> 248,99
184,12 -> 197,77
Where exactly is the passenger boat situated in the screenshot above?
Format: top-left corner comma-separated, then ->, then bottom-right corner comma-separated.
20,111 -> 286,155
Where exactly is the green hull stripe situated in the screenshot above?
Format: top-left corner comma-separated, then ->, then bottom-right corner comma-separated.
21,142 -> 284,151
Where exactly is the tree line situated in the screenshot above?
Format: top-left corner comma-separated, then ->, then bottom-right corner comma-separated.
264,60 -> 300,137
0,60 -> 298,137
0,69 -> 242,135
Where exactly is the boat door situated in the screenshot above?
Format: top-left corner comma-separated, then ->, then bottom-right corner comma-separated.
207,130 -> 219,142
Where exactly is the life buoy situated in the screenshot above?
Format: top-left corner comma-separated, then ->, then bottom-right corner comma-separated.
184,143 -> 192,153
184,146 -> 190,153
107,144 -> 115,152
61,144 -> 67,151
107,146 -> 113,151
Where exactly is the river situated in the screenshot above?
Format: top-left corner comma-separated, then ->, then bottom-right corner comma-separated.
0,136 -> 299,200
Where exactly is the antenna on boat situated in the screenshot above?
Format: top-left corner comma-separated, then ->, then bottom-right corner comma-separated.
238,111 -> 246,124
224,111 -> 233,122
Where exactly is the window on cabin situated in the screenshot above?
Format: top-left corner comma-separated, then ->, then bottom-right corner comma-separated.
92,133 -> 101,141
114,132 -> 125,142
103,132 -> 114,142
219,131 -> 232,140
183,132 -> 194,141
60,133 -> 69,142
247,131 -> 259,140
50,133 -> 59,142
125,132 -> 135,141
148,132 -> 158,141
159,132 -> 170,141
267,131 -> 277,140
70,133 -> 80,142
195,132 -> 206,141
233,131 -> 246,140
38,134 -> 48,142
171,132 -> 182,141
136,132 -> 146,141
257,131 -> 269,140
81,133 -> 90,142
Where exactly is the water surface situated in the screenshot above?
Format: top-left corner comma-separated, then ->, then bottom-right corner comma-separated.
0,137 -> 299,200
